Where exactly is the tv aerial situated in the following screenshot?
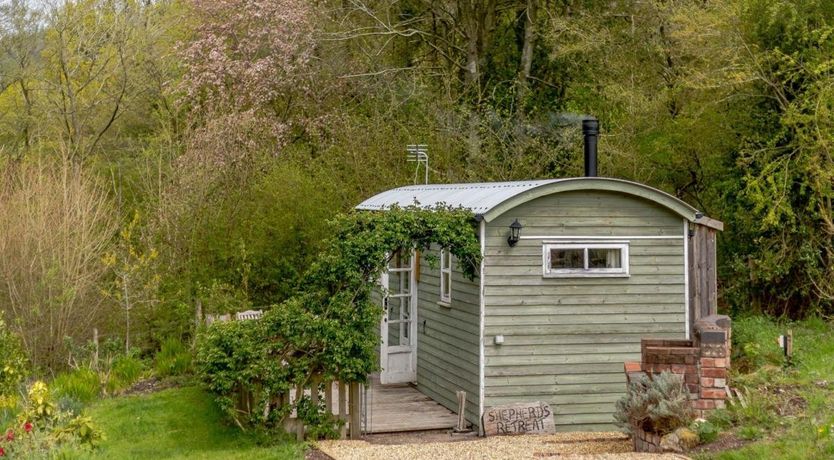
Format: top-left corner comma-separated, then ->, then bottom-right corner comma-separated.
406,144 -> 429,185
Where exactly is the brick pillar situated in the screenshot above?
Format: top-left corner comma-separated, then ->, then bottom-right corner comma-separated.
693,315 -> 732,417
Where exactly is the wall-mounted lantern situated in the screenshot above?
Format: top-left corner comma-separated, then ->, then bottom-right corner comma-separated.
507,219 -> 522,247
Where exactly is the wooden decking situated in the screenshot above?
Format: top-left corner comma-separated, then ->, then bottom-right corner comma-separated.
363,374 -> 460,433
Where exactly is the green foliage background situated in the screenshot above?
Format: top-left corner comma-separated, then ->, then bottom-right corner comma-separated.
0,0 -> 833,368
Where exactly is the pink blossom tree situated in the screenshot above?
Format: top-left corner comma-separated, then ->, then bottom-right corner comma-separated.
179,0 -> 316,146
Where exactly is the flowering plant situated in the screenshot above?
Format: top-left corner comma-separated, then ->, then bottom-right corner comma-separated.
0,382 -> 104,457
21,381 -> 55,425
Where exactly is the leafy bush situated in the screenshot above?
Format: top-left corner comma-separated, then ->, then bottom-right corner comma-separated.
296,396 -> 341,440
693,419 -> 720,444
614,371 -> 695,435
53,415 -> 105,448
196,321 -> 266,419
22,381 -> 56,426
0,318 -> 28,398
155,338 -> 192,377
106,355 -> 145,394
51,369 -> 101,405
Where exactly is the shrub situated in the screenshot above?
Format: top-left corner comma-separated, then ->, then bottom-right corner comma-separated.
707,408 -> 734,429
0,318 -> 28,398
614,371 -> 695,435
0,164 -> 116,370
732,316 -> 785,372
53,415 -> 105,448
106,355 -> 145,394
56,396 -> 84,417
155,338 -> 192,377
693,419 -> 720,444
51,368 -> 101,404
21,381 -> 57,426
739,425 -> 763,440
195,320 -> 265,420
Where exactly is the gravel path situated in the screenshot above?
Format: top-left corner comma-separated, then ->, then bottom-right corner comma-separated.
315,432 -> 691,460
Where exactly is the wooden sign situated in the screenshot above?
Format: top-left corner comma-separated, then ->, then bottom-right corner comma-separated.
482,401 -> 555,436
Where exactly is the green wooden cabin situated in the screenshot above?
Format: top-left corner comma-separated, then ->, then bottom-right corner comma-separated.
356,176 -> 723,432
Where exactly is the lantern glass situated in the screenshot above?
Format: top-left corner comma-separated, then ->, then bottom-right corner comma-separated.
507,219 -> 522,247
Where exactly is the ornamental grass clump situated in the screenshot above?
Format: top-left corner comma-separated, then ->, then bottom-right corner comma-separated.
106,354 -> 145,394
155,338 -> 192,378
615,371 -> 694,435
51,368 -> 101,405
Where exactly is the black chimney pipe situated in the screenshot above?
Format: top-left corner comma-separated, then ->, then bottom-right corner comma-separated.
582,118 -> 599,177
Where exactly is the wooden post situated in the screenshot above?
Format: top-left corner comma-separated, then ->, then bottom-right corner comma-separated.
295,382 -> 305,441
324,380 -> 334,416
338,381 -> 347,439
349,382 -> 361,440
311,374 -> 320,409
690,224 -> 720,332
455,391 -> 467,432
93,328 -> 99,369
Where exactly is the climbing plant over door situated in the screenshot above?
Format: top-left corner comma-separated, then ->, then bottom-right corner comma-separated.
196,205 -> 481,430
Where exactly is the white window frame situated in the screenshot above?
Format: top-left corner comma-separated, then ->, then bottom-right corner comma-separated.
440,248 -> 452,303
542,241 -> 630,278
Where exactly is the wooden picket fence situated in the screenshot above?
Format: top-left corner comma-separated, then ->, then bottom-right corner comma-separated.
234,374 -> 363,440
204,312 -> 361,439
205,309 -> 264,324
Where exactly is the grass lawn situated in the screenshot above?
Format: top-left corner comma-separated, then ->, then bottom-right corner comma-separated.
694,316 -> 834,460
85,386 -> 304,460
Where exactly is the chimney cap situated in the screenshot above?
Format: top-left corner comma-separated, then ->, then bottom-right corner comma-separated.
582,118 -> 599,134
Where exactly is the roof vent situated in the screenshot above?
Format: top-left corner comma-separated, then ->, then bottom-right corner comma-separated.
582,118 -> 599,177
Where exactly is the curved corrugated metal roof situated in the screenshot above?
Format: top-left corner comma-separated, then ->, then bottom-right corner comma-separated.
356,177 -> 721,229
356,179 -> 561,213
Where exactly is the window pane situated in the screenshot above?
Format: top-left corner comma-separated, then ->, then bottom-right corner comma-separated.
387,300 -> 401,346
398,270 -> 410,294
400,295 -> 410,345
589,248 -> 622,269
551,248 -> 584,269
442,272 -> 451,298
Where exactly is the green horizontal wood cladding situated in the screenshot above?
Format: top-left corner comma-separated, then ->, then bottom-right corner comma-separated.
415,246 -> 481,428
482,190 -> 687,431
479,178 -> 698,223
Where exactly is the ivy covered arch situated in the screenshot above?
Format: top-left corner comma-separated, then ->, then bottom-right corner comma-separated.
196,205 -> 481,429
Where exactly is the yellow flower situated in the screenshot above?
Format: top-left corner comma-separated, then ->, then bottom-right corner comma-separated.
0,395 -> 17,409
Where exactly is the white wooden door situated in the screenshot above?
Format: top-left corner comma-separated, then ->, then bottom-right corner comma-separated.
379,250 -> 418,384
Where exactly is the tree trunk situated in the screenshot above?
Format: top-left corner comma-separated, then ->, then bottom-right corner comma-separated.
457,0 -> 498,160
516,0 -> 537,110
519,0 -> 536,83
